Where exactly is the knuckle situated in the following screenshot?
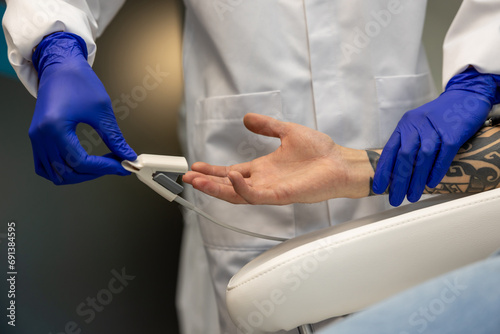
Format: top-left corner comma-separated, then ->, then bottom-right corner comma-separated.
242,191 -> 259,205
94,90 -> 113,106
90,96 -> 113,115
442,143 -> 459,155
245,198 -> 258,205
399,148 -> 413,160
31,118 -> 63,137
28,127 -> 38,140
420,145 -> 435,157
440,136 -> 459,149
241,190 -> 255,203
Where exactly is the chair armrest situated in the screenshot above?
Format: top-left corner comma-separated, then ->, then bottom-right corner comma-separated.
226,190 -> 500,333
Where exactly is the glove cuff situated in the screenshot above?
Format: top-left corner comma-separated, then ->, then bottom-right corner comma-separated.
32,32 -> 89,80
445,67 -> 500,106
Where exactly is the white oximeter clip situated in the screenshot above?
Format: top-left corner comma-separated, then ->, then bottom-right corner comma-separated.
122,154 -> 188,202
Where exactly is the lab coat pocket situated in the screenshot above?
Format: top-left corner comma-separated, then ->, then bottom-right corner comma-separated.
375,72 -> 437,144
192,90 -> 295,249
194,90 -> 284,166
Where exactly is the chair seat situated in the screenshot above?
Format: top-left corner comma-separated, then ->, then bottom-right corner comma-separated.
226,190 -> 500,333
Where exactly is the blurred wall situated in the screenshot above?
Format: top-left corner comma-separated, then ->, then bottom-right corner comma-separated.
0,1 -> 462,334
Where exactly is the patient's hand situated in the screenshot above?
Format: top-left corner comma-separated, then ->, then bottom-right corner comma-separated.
182,113 -> 371,204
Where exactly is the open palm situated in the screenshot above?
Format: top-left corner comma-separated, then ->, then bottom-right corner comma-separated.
183,113 -> 356,204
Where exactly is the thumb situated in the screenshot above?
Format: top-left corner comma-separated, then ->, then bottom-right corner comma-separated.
243,113 -> 287,139
95,116 -> 137,162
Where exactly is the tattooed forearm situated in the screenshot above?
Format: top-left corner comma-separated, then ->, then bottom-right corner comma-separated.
426,126 -> 500,194
366,125 -> 500,197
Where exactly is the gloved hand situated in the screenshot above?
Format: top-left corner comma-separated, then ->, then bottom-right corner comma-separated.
373,67 -> 500,206
30,32 -> 137,184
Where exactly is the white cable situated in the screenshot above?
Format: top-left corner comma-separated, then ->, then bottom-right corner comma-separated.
174,196 -> 289,242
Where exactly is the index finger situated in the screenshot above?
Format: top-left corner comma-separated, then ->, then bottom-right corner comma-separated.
191,161 -> 252,178
191,177 -> 248,204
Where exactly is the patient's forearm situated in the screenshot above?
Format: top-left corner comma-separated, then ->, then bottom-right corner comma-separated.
361,126 -> 500,197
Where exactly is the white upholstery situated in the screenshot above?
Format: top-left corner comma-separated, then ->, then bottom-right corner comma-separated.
226,190 -> 500,333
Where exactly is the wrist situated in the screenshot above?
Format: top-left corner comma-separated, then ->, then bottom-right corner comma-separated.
32,32 -> 88,79
328,146 -> 375,199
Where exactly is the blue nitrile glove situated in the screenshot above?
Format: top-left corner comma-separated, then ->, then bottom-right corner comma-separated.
30,32 -> 137,185
373,67 -> 500,206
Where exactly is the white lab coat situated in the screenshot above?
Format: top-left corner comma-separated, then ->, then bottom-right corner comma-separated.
4,1 -> 500,333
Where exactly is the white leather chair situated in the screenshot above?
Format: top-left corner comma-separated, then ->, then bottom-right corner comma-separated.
226,189 -> 500,333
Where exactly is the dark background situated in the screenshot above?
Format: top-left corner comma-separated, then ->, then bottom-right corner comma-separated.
0,1 -> 461,334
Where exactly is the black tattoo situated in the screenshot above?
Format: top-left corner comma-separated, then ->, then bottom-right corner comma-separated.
426,126 -> 500,194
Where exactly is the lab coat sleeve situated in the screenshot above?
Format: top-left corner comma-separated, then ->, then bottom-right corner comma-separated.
2,0 -> 126,97
442,0 -> 500,89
